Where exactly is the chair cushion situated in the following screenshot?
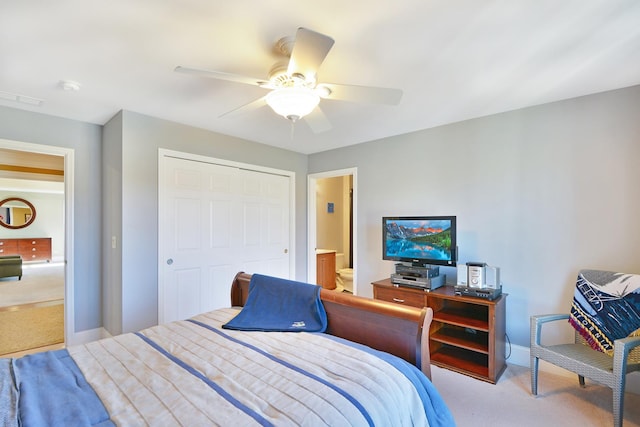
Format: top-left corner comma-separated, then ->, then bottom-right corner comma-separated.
570,269 -> 640,355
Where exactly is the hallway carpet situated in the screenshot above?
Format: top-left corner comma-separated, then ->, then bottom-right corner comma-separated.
0,262 -> 64,308
0,263 -> 65,355
0,300 -> 64,355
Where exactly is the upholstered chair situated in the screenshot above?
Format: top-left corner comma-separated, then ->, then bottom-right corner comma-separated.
0,255 -> 22,280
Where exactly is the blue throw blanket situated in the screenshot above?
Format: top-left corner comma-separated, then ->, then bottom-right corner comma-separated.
223,274 -> 328,332
569,269 -> 640,355
4,349 -> 114,427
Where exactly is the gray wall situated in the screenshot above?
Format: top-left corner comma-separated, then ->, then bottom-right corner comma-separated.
102,112 -> 123,334
103,110 -> 308,334
308,85 -> 640,348
0,105 -> 102,333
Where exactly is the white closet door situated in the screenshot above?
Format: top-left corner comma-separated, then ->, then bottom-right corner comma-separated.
159,155 -> 290,323
237,169 -> 290,277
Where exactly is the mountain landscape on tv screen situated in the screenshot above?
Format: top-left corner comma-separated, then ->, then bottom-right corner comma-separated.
385,220 -> 452,259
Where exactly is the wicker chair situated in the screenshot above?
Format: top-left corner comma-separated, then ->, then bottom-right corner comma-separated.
530,314 -> 640,427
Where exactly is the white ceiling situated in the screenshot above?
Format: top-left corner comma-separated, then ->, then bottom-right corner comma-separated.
2,1 -> 639,154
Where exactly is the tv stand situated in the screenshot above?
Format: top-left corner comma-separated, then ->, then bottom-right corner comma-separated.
372,278 -> 507,383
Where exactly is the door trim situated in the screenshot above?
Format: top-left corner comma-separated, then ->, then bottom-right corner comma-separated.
158,149 -> 296,320
307,168 -> 357,294
0,138 -> 74,345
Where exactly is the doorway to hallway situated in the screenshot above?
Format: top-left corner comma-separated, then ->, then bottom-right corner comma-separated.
0,139 -> 73,354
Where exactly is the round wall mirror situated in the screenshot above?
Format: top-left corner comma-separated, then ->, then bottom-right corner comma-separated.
0,197 -> 36,229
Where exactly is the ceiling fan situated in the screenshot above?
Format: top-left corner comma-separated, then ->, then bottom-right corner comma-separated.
175,27 -> 403,133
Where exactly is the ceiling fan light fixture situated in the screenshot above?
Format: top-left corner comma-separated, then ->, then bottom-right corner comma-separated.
265,87 -> 320,122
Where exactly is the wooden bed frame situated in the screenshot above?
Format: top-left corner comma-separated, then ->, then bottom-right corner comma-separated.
230,272 -> 433,379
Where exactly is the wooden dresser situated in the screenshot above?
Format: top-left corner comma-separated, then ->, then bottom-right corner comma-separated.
0,237 -> 52,262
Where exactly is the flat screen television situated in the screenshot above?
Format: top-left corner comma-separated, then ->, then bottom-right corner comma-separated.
382,216 -> 457,267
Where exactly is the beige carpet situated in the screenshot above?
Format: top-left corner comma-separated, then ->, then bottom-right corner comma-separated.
0,263 -> 65,355
0,262 -> 64,307
0,301 -> 64,355
433,364 -> 640,427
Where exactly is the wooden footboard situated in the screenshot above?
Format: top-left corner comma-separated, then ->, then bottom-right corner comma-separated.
230,272 -> 432,379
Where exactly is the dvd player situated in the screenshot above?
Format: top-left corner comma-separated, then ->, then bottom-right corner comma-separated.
391,273 -> 445,291
395,263 -> 439,278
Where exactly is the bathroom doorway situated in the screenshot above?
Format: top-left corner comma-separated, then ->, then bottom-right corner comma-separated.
307,168 -> 357,295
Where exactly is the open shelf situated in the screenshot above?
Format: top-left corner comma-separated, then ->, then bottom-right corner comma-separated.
428,286 -> 506,383
430,324 -> 489,353
432,308 -> 489,331
431,345 -> 489,379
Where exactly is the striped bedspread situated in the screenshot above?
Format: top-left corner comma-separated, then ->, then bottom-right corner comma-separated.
3,308 -> 454,426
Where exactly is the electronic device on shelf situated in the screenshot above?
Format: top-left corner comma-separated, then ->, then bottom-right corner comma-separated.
454,285 -> 502,300
455,262 -> 502,300
382,216 -> 457,267
391,272 -> 445,290
395,263 -> 439,278
391,262 -> 444,290
383,215 -> 456,290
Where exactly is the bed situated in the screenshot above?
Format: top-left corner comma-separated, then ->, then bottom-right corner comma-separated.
1,272 -> 454,426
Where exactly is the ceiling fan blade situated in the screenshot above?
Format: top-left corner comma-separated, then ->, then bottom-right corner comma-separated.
318,82 -> 403,105
219,96 -> 267,118
304,106 -> 332,133
175,66 -> 269,87
287,28 -> 335,83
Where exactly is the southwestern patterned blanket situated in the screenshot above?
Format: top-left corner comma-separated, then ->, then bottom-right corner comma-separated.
569,269 -> 640,355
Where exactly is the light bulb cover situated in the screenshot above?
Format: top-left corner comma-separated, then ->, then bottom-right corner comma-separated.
265,87 -> 320,121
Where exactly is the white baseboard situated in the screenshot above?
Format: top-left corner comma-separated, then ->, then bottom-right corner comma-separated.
509,343 -> 640,394
66,327 -> 111,346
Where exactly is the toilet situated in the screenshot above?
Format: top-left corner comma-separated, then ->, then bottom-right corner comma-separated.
335,253 -> 354,293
